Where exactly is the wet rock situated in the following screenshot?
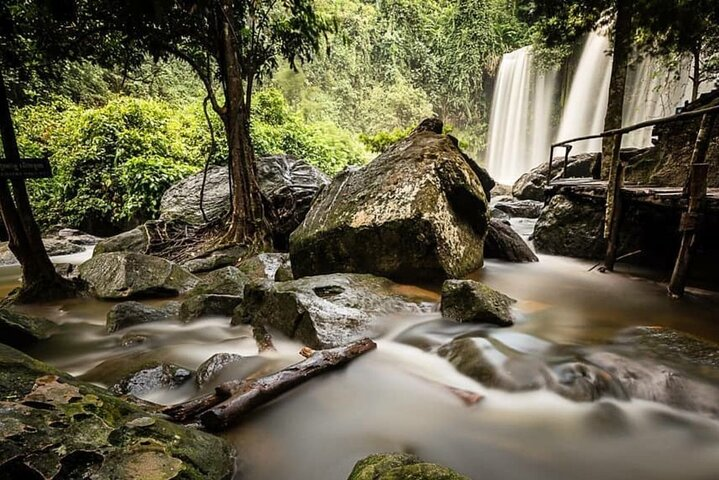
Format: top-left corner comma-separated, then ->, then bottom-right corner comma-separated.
257,154 -> 330,248
195,353 -> 244,387
181,245 -> 246,274
493,198 -> 544,218
532,194 -> 606,259
79,252 -> 199,300
106,301 -> 180,333
194,266 -> 251,296
290,119 -> 489,282
57,228 -> 100,246
512,152 -> 601,201
586,351 -> 719,417
441,280 -> 516,326
348,453 -> 469,480
438,338 -> 545,391
0,309 -> 55,348
0,343 -> 234,479
179,294 -> 244,322
484,219 -> 538,262
617,326 -> 719,371
93,224 -> 149,256
120,333 -> 148,347
238,253 -> 290,281
490,207 -> 510,221
233,273 -> 426,349
0,239 -> 84,265
491,183 -> 513,197
83,360 -> 193,396
546,360 -> 626,402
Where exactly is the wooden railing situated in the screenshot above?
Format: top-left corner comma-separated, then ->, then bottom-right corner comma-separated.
549,103 -> 719,297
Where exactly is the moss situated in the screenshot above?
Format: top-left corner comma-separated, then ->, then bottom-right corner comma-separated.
348,453 -> 469,480
0,343 -> 234,479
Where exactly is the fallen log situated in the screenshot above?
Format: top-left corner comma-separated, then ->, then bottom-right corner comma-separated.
200,338 -> 377,431
162,338 -> 376,426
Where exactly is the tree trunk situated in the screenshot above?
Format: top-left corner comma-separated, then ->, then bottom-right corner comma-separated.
691,42 -> 702,102
218,1 -> 270,249
601,0 -> 633,177
0,71 -> 74,303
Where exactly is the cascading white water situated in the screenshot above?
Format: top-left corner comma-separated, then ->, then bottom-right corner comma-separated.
486,47 -> 558,184
555,33 -> 612,154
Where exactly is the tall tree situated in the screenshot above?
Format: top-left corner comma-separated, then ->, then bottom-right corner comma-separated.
0,0 -> 97,302
108,0 -> 330,248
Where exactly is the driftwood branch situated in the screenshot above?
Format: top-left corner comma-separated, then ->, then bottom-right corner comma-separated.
200,338 -> 376,431
162,338 -> 376,427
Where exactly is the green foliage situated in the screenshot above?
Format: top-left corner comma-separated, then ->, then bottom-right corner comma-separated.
360,127 -> 412,153
14,89 -> 368,233
251,88 -> 369,174
15,97 -> 205,233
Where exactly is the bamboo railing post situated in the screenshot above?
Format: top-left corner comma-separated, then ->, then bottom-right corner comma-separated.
603,133 -> 625,271
668,112 -> 717,297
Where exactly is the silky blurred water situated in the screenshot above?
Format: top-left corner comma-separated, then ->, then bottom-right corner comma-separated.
7,233 -> 719,480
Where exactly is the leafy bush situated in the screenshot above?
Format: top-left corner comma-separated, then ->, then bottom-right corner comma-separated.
15,97 -> 205,233
360,127 -> 412,153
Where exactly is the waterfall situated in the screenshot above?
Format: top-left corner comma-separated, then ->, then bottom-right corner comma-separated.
555,33 -> 612,154
485,47 -> 558,185
486,33 -> 710,185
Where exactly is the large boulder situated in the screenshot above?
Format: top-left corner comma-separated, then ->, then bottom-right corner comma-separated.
93,224 -> 149,256
512,152 -> 601,201
0,343 -> 234,479
440,279 -> 516,326
348,453 -> 469,480
290,119 -> 489,282
195,353 -> 244,388
159,156 -> 328,247
484,219 -> 538,262
79,252 -> 200,300
233,273 -> 427,349
179,294 -> 243,322
257,155 -> 330,248
0,309 -> 55,347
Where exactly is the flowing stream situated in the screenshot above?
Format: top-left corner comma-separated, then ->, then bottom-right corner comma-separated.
6,225 -> 719,480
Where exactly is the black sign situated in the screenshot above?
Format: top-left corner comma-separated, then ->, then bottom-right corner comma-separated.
0,158 -> 53,179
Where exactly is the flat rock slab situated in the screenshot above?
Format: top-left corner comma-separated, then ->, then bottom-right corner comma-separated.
0,239 -> 84,265
79,252 -> 199,300
0,309 -> 55,348
234,273 -> 428,349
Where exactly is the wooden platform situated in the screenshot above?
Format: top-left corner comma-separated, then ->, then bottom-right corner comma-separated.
548,177 -> 719,211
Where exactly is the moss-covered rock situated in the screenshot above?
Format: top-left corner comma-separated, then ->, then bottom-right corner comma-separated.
441,279 -> 516,326
290,119 -> 489,283
79,252 -> 200,300
0,343 -> 234,479
347,453 -> 469,480
0,308 -> 55,348
193,266 -> 251,296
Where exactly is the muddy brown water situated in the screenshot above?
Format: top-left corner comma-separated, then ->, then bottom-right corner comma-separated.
6,223 -> 719,480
